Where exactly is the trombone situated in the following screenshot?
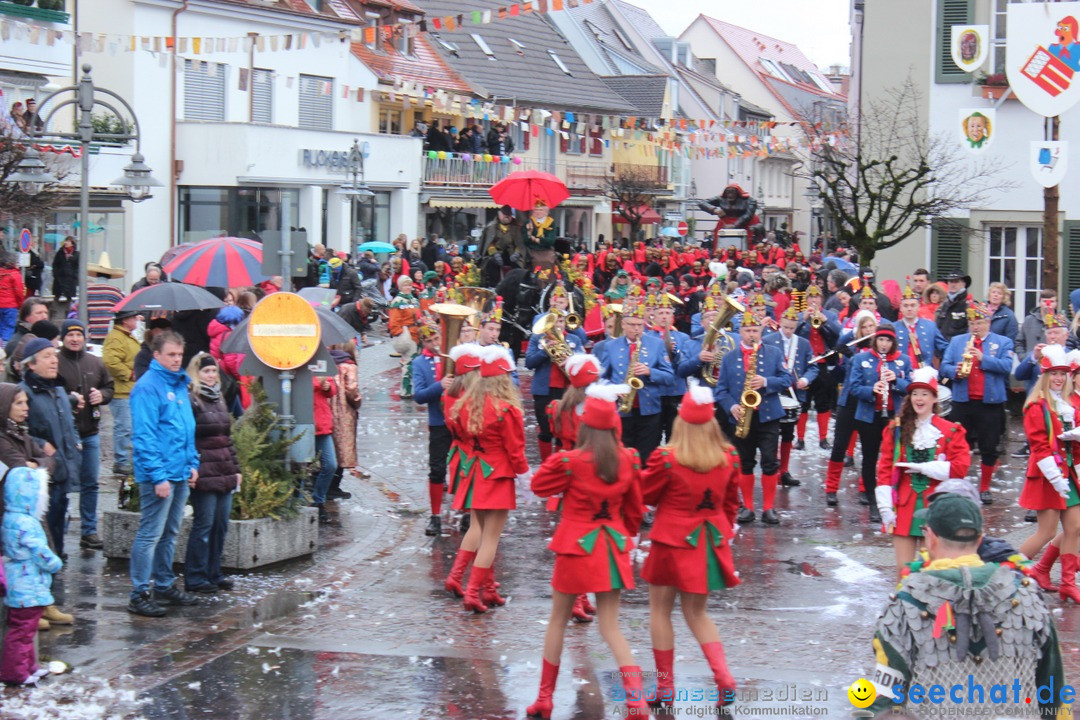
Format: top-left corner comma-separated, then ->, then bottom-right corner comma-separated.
565,289 -> 582,332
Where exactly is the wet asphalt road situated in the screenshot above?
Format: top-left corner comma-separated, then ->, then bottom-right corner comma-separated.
6,335 -> 1080,719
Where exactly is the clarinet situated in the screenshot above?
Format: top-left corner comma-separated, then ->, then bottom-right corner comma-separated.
878,352 -> 890,419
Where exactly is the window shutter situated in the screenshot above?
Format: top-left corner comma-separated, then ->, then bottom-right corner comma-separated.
184,60 -> 226,121
299,74 -> 333,130
1062,221 -> 1080,299
930,218 -> 969,278
936,0 -> 973,83
560,134 -> 569,153
251,69 -> 272,123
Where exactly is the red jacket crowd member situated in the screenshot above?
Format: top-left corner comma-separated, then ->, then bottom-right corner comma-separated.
446,345 -> 528,613
641,381 -> 742,712
527,384 -> 648,719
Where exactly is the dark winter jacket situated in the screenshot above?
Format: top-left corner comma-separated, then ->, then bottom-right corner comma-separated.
333,263 -> 362,305
19,370 -> 81,491
58,346 -> 115,437
935,290 -> 970,341
0,383 -> 55,517
51,248 -> 79,298
134,343 -> 153,380
191,390 -> 240,494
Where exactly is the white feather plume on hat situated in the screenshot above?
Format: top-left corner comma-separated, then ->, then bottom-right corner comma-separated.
449,343 -> 483,362
686,377 -> 714,407
908,366 -> 938,386
563,353 -> 600,377
479,344 -> 514,367
586,381 -> 630,403
1041,343 -> 1070,370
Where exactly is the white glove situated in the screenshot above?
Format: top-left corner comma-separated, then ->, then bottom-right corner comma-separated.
516,468 -> 534,484
1058,428 -> 1080,442
895,460 -> 948,481
879,506 -> 897,532
874,485 -> 895,529
1037,456 -> 1070,499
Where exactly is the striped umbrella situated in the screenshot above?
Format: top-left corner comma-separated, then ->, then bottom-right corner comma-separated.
162,237 -> 268,287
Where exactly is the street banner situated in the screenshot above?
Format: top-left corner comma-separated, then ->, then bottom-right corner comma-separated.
1030,141 -> 1069,187
951,25 -> 989,72
958,108 -> 995,153
1007,3 -> 1080,116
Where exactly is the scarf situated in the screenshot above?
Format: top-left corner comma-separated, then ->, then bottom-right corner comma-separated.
924,554 -> 984,571
198,382 -> 222,404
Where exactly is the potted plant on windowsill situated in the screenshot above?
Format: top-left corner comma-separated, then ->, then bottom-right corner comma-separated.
977,73 -> 1011,100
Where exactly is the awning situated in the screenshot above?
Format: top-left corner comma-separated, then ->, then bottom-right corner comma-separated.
428,198 -> 499,208
613,204 -> 661,224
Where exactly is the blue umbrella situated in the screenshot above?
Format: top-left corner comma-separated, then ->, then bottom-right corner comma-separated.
659,227 -> 681,237
357,241 -> 397,253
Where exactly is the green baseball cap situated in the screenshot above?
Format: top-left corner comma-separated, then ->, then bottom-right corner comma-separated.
423,270 -> 439,283
914,493 -> 982,542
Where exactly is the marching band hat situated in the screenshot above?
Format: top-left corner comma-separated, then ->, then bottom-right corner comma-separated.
479,344 -> 515,377
564,354 -> 601,389
678,380 -> 715,425
449,343 -> 484,374
1040,344 -> 1071,373
966,301 -> 992,321
907,367 -> 939,396
582,383 -> 628,430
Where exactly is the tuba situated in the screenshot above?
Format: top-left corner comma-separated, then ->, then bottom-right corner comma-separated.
734,342 -> 762,439
532,312 -> 574,366
458,287 -> 496,327
429,302 -> 478,376
701,295 -> 745,387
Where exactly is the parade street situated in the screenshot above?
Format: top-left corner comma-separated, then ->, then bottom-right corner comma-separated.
4,331 -> 1077,720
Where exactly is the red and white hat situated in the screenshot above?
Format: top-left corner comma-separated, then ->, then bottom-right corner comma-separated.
1040,344 -> 1071,373
479,345 -> 515,377
1068,349 -> 1080,375
582,382 -> 629,430
564,354 -> 601,389
678,379 -> 716,424
907,367 -> 939,396
449,343 -> 483,374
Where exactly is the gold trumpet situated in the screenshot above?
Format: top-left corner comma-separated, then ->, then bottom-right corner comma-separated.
430,302 -> 478,376
565,289 -> 581,332
810,312 -> 825,329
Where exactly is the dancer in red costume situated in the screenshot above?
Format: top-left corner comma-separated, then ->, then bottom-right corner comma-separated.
446,345 -> 529,613
641,381 -> 741,712
526,383 -> 648,719
874,367 -> 970,577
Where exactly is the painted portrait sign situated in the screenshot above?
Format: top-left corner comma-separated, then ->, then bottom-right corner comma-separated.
958,108 -> 994,153
1007,3 -> 1080,116
951,25 -> 989,72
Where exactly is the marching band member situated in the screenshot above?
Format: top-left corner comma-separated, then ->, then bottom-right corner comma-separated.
763,307 -> 817,487
795,285 -> 841,450
941,302 -> 1014,505
642,381 -> 741,712
893,284 -> 948,370
599,303 -> 674,464
846,322 -> 910,525
411,324 -> 450,537
447,345 -> 529,614
1018,345 -> 1080,603
527,384 -> 647,719
842,286 -> 882,329
874,367 -> 970,575
547,285 -> 588,345
649,295 -> 691,444
526,311 -> 585,461
824,311 -> 878,507
715,311 -> 792,525
676,296 -> 738,439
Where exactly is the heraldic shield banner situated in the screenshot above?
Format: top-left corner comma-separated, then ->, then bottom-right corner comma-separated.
1007,2 -> 1080,116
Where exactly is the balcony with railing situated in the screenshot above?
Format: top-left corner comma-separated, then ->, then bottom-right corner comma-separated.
421,156 -> 614,195
0,0 -> 69,22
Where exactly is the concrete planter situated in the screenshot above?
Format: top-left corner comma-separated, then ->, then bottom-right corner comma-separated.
100,507 -> 319,571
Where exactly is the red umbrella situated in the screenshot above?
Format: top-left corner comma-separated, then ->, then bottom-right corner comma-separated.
162,236 -> 268,287
489,170 -> 570,211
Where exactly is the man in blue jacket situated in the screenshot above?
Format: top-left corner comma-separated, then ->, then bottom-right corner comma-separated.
525,311 -> 585,461
941,302 -> 1014,506
763,308 -> 818,488
716,312 -> 792,525
795,285 -> 841,450
127,331 -> 200,617
412,325 -> 451,537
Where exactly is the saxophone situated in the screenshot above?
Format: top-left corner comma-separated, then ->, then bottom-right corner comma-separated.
956,335 -> 976,379
617,339 -> 645,414
734,343 -> 763,439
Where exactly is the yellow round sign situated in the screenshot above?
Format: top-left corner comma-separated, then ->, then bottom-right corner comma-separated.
247,292 -> 322,370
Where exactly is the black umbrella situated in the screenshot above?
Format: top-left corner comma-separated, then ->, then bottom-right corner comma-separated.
220,307 -> 357,355
112,282 -> 225,314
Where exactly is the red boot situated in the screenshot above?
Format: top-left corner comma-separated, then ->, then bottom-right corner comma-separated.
571,594 -> 592,623
1032,544 -> 1060,593
526,658 -> 559,718
581,594 -> 596,615
701,641 -> 737,707
651,648 -> 675,708
825,460 -> 844,494
1060,554 -> 1080,604
619,666 -> 651,717
481,568 -> 506,608
444,549 -> 476,598
463,566 -> 490,614
538,440 -> 553,461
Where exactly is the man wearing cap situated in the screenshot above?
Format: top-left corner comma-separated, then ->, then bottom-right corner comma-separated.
795,285 -> 841,450
763,308 -> 818,487
526,311 -> 586,461
479,205 -> 525,286
522,200 -> 559,265
935,271 -> 971,340
941,302 -> 1014,505
57,320 -> 114,551
328,254 -> 361,309
865,492 -> 1067,719
103,308 -> 142,477
648,296 -> 691,444
894,284 -> 948,370
85,253 -> 127,344
715,312 -> 792,524
412,324 -> 452,536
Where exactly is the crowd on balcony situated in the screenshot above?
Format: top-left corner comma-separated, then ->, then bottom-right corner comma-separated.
413,119 -> 515,157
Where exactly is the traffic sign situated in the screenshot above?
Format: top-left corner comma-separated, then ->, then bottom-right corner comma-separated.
247,292 -> 321,370
676,221 -> 689,237
18,229 -> 31,253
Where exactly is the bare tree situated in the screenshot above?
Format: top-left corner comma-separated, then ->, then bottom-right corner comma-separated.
603,165 -> 664,244
803,78 -> 1016,266
0,128 -> 72,228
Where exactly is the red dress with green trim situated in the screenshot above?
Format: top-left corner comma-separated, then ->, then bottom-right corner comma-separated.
530,447 -> 644,594
640,447 -> 742,593
876,416 -> 970,537
450,397 -> 528,511
546,401 -> 581,451
443,392 -> 466,496
1019,397 -> 1080,511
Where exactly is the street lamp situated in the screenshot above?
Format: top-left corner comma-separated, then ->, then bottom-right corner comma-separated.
335,139 -> 374,255
3,64 -> 159,324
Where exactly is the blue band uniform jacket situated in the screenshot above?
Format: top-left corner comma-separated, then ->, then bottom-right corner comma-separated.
762,330 -> 819,403
847,352 -> 911,423
525,331 -> 585,396
599,334 -> 675,416
714,342 -> 792,424
940,332 -> 1014,404
648,327 -> 691,397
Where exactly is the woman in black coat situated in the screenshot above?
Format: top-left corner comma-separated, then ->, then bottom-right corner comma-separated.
183,354 -> 241,593
51,236 -> 79,301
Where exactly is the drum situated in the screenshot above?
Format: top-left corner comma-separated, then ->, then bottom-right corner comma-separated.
780,394 -> 801,424
936,385 -> 953,418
